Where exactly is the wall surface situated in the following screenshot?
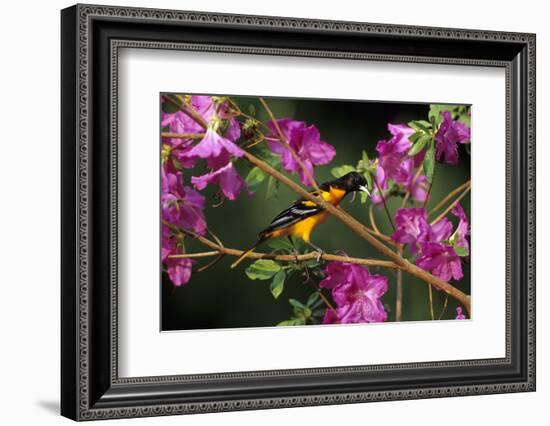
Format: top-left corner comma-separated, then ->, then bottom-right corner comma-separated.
0,0 -> 546,424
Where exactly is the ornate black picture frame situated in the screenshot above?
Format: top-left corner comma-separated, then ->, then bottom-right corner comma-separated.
61,4 -> 536,421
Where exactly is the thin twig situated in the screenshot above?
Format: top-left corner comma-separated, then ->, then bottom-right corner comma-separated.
438,294 -> 449,320
369,204 -> 382,235
428,283 -> 435,320
430,185 -> 471,225
373,179 -> 396,231
395,246 -> 403,322
305,275 -> 336,313
162,132 -> 205,139
170,246 -> 399,269
428,180 -> 470,218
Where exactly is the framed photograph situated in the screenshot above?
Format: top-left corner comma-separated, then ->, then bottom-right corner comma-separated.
61,4 -> 536,421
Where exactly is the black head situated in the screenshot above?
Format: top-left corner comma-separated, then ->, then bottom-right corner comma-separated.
329,171 -> 370,195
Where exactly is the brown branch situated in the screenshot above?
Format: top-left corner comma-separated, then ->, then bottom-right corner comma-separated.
430,184 -> 471,225
162,132 -> 205,139
428,283 -> 435,320
169,233 -> 399,269
241,150 -> 471,315
428,180 -> 470,218
395,246 -> 403,322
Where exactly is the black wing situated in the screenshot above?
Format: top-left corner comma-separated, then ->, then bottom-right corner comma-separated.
262,194 -> 323,234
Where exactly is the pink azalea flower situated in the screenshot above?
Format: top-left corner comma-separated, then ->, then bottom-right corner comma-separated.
267,119 -> 336,186
161,231 -> 196,287
320,262 -> 388,324
164,240 -> 195,287
435,111 -> 470,164
183,127 -> 244,170
391,208 -> 452,253
161,169 -> 207,235
416,242 -> 463,282
166,257 -> 194,287
192,161 -> 251,201
391,208 -> 430,252
372,123 -> 427,204
455,306 -> 466,320
428,217 -> 453,243
451,203 -> 469,251
161,95 -> 216,144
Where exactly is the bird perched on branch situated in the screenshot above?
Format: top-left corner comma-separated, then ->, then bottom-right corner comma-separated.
230,171 -> 370,268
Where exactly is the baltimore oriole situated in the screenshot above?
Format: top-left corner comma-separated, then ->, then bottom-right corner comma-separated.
230,171 -> 370,268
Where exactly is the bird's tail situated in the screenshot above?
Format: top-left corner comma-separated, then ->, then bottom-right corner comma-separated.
230,237 -> 264,269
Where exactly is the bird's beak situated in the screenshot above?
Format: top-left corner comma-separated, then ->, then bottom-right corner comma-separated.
358,185 -> 370,196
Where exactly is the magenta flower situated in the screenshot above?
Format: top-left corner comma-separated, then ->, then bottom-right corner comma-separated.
375,124 -> 416,186
267,119 -> 336,186
435,111 -> 470,164
451,203 -> 469,251
428,217 -> 453,243
161,225 -> 173,264
455,306 -> 466,320
391,208 -> 430,252
391,208 -> 451,253
406,173 -> 429,204
320,262 -> 388,324
161,169 -> 207,235
166,256 -> 194,287
183,127 -> 244,170
164,240 -> 195,287
161,231 -> 195,287
372,123 -> 428,204
416,242 -> 463,282
161,95 -> 216,144
192,161 -> 251,201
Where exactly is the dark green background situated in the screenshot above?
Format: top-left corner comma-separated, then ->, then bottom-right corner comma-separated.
161,95 -> 471,330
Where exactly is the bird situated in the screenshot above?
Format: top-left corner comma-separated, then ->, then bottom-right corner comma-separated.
230,171 -> 370,268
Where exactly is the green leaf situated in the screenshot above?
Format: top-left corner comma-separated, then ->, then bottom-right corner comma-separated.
362,150 -> 369,165
423,142 -> 436,183
270,270 -> 286,299
267,238 -> 294,252
428,104 -> 445,126
408,131 -> 423,144
448,229 -> 459,246
248,104 -> 256,116
245,259 -> 281,280
288,298 -> 306,309
303,258 -> 320,268
409,134 -> 430,157
306,292 -> 320,307
454,245 -> 469,257
265,175 -> 278,200
330,164 -> 356,178
277,319 -> 300,327
363,171 -> 373,191
408,120 -> 432,133
245,167 -> 267,189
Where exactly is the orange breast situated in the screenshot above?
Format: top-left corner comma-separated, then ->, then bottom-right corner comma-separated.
289,186 -> 346,242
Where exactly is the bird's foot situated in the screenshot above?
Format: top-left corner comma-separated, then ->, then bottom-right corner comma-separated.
315,249 -> 324,262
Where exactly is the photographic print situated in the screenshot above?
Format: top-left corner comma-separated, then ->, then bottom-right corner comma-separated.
160,94 -> 471,331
